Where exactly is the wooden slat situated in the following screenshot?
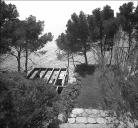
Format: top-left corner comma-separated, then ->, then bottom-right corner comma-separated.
47,68 -> 55,84
62,68 -> 68,86
61,68 -> 66,71
53,68 -> 61,85
48,68 -> 53,71
34,68 -> 40,70
65,70 -> 69,84
39,68 -> 47,71
33,69 -> 41,79
27,68 -> 36,79
27,68 -> 69,91
54,68 -> 60,71
41,68 -> 48,79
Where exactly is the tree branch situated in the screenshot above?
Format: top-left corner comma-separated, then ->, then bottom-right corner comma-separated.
8,51 -> 18,59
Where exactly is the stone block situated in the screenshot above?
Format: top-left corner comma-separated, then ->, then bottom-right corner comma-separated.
86,124 -> 107,128
69,77 -> 76,83
96,117 -> 106,124
60,123 -> 86,128
72,108 -> 84,115
76,117 -> 87,123
89,113 -> 97,118
81,111 -> 89,117
68,118 -> 76,123
99,110 -> 107,117
92,109 -> 100,115
86,124 -> 112,128
85,109 -> 93,115
69,113 -> 76,118
87,117 -> 97,124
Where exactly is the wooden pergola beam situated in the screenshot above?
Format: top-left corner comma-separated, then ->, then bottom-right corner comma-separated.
62,68 -> 68,86
53,68 -> 61,85
33,69 -> 42,79
47,68 -> 55,84
27,68 -> 36,79
41,68 -> 48,79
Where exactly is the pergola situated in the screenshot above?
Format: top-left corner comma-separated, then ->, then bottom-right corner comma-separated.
27,68 -> 69,94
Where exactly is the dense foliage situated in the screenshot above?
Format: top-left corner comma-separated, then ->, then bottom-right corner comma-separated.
96,65 -> 138,127
0,0 -> 19,54
57,81 -> 81,118
1,2 -> 54,73
117,2 -> 138,53
0,72 -> 60,128
56,11 -> 90,65
56,2 -> 138,66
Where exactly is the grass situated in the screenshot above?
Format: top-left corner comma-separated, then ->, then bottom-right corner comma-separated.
75,70 -> 104,109
74,64 -> 120,109
74,64 -> 104,109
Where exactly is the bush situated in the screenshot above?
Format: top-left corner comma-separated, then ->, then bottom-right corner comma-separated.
56,78 -> 81,120
0,72 -> 60,128
74,63 -> 96,77
97,66 -> 138,127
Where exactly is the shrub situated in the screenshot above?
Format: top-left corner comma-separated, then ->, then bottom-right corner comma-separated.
0,72 -> 60,128
74,63 -> 96,77
97,66 -> 138,127
56,78 -> 81,120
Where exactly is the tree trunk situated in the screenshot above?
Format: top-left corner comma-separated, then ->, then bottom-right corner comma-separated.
17,57 -> 20,72
83,45 -> 88,65
109,47 -> 113,66
67,52 -> 70,68
72,54 -> 76,68
17,50 -> 21,72
25,42 -> 28,75
67,52 -> 69,79
128,32 -> 131,56
100,23 -> 104,58
100,39 -> 103,57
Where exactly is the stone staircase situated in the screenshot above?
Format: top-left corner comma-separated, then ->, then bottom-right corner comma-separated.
59,108 -> 136,128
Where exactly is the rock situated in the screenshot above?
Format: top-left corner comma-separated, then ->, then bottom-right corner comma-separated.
89,114 -> 97,118
72,108 -> 84,115
86,124 -> 111,128
96,117 -> 106,124
76,117 -> 87,123
87,117 -> 97,124
85,109 -> 94,115
69,77 -> 76,83
58,113 -> 66,123
92,109 -> 100,115
81,111 -> 89,117
60,123 -> 86,128
99,110 -> 108,117
68,118 -> 76,123
69,113 -> 77,118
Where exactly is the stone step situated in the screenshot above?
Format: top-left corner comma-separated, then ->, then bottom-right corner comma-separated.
69,108 -> 110,118
67,108 -> 113,124
58,108 -> 137,128
59,123 -> 112,128
68,117 -> 108,124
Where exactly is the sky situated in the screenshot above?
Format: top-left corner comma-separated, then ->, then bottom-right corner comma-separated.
5,0 -> 138,40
